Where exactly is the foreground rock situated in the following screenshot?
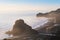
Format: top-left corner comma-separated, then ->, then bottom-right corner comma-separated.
4,19 -> 40,40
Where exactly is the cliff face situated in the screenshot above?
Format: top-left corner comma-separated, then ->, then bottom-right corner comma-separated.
37,8 -> 60,24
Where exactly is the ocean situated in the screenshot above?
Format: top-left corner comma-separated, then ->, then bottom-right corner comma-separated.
0,13 -> 48,39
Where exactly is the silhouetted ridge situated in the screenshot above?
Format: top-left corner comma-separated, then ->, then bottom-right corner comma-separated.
37,8 -> 60,24
56,8 -> 60,12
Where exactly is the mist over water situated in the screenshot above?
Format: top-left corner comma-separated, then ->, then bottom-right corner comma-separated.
0,13 -> 48,39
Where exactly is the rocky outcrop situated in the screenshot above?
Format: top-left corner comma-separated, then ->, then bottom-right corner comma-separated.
36,8 -> 60,34
36,8 -> 60,40
37,8 -> 60,24
37,13 -> 48,17
5,19 -> 40,40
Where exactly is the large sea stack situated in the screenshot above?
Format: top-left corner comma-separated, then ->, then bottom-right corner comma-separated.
5,19 -> 40,40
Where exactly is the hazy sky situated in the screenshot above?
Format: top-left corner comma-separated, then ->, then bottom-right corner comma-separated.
0,0 -> 60,13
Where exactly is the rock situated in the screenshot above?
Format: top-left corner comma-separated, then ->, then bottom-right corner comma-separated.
5,19 -> 40,40
49,25 -> 60,40
36,8 -> 60,24
37,12 -> 48,17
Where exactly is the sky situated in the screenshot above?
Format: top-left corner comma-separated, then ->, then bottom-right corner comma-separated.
0,0 -> 60,14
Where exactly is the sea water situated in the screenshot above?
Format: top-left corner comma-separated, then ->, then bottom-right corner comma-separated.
0,14 -> 48,39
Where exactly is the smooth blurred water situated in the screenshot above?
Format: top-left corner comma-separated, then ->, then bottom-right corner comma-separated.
0,13 -> 48,39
